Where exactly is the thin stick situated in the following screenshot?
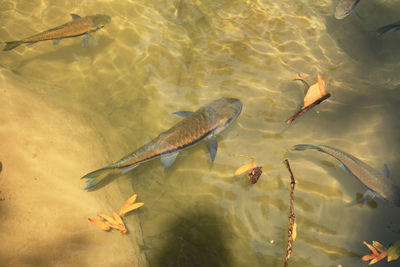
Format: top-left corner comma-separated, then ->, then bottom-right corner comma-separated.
286,93 -> 331,124
284,159 -> 296,267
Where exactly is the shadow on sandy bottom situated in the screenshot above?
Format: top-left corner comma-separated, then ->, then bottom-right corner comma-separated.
147,210 -> 232,267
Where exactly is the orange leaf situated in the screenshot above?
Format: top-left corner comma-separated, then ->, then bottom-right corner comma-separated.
317,74 -> 326,96
112,211 -> 124,226
98,213 -> 117,225
119,202 -> 144,216
362,241 -> 388,265
303,74 -> 326,108
119,194 -> 138,215
234,160 -> 256,176
88,218 -> 110,231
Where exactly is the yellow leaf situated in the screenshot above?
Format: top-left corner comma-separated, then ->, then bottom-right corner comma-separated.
292,222 -> 297,242
234,160 -> 256,176
120,202 -> 144,216
303,74 -> 326,108
88,218 -> 110,231
98,213 -> 117,225
112,211 -> 124,226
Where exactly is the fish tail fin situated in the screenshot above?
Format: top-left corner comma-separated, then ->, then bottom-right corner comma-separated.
377,21 -> 400,35
292,144 -> 322,152
3,40 -> 23,51
82,167 -> 119,190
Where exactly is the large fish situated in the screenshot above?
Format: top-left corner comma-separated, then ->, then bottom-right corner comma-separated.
293,144 -> 400,206
377,20 -> 400,35
82,97 -> 243,190
334,0 -> 361,19
2,13 -> 111,51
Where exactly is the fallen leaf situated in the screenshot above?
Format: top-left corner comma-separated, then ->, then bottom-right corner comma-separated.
112,211 -> 127,234
292,222 -> 297,242
362,241 -> 387,265
88,218 -> 110,231
120,202 -> 144,216
119,194 -> 138,215
234,160 -> 255,176
388,241 -> 400,262
98,213 -> 117,225
303,74 -> 326,108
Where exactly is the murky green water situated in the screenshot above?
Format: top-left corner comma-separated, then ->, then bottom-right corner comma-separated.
1,0 -> 400,266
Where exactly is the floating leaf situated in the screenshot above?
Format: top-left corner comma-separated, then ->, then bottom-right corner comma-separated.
234,160 -> 255,176
88,218 -> 110,231
388,241 -> 400,262
112,211 -> 127,234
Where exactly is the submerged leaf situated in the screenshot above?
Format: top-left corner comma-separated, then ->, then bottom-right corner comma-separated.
120,202 -> 144,216
362,241 -> 387,265
88,218 -> 111,231
303,74 -> 326,108
98,213 -> 117,225
388,241 -> 400,262
292,222 -> 297,242
119,194 -> 138,215
234,160 -> 255,176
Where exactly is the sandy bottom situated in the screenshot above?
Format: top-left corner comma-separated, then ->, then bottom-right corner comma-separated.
0,69 -> 147,266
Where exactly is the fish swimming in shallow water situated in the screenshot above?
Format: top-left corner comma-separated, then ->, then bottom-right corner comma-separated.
293,144 -> 400,206
334,0 -> 361,19
2,13 -> 111,51
82,97 -> 243,190
377,20 -> 400,35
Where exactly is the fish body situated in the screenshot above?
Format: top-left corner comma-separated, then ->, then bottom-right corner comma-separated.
3,14 -> 111,51
82,97 -> 243,190
334,0 -> 360,19
293,144 -> 400,206
377,20 -> 400,35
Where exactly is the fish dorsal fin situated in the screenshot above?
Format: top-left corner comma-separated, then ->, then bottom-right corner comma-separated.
70,13 -> 81,20
205,132 -> 218,164
381,164 -> 390,178
52,39 -> 61,46
160,151 -> 179,170
172,111 -> 193,118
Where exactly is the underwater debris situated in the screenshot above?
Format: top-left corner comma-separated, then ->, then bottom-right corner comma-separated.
362,241 -> 387,265
248,166 -> 263,184
233,156 -> 263,184
286,74 -> 331,124
119,193 -> 144,216
88,193 -> 144,234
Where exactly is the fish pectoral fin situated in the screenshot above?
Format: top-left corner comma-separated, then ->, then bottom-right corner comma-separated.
381,164 -> 390,178
161,151 -> 179,170
339,163 -> 352,174
205,133 -> 218,164
70,13 -> 81,20
172,111 -> 193,118
52,39 -> 62,46
81,34 -> 90,49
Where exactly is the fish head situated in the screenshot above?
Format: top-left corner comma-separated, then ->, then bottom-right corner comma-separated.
208,97 -> 242,134
89,14 -> 111,30
334,0 -> 360,19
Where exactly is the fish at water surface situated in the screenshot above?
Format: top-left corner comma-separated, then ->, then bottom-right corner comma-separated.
2,13 -> 111,51
334,0 -> 361,19
82,97 -> 243,190
293,144 -> 400,206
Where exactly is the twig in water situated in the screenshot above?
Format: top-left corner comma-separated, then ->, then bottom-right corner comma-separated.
284,159 -> 296,267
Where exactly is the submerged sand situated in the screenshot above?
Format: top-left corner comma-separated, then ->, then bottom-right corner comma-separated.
0,69 -> 147,266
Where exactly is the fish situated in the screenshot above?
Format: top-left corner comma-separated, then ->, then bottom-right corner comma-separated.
292,144 -> 400,206
334,0 -> 361,20
377,20 -> 400,35
2,13 -> 111,51
82,97 -> 243,190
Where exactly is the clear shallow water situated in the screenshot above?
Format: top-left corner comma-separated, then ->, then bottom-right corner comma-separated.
1,0 -> 400,266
